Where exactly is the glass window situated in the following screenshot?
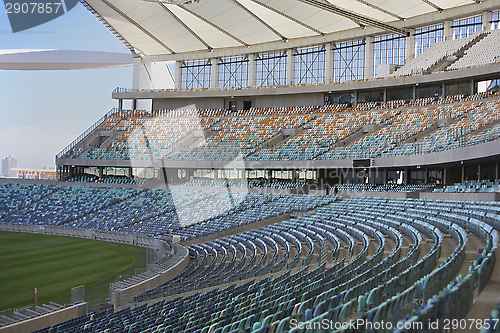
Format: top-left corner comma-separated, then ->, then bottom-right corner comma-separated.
255,51 -> 288,87
452,15 -> 482,40
332,40 -> 365,83
373,34 -> 406,78
294,46 -> 326,84
180,60 -> 212,89
218,56 -> 249,89
414,24 -> 444,56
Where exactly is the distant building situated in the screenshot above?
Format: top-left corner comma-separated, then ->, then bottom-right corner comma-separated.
12,166 -> 56,180
2,155 -> 17,178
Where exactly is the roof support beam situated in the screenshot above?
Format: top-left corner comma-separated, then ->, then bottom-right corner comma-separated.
298,0 -> 408,36
250,0 -> 325,36
355,0 -> 405,21
231,0 -> 288,42
159,3 -> 213,51
421,0 -> 443,13
100,0 -> 176,54
175,4 -> 249,47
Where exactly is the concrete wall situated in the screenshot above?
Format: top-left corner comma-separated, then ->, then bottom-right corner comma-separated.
0,303 -> 88,333
111,244 -> 190,308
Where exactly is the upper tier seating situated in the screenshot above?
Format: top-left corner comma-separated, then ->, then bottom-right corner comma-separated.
60,93 -> 500,162
449,29 -> 500,70
392,32 -> 484,77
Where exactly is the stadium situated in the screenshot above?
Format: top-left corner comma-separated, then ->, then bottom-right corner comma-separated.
2,0 -> 500,332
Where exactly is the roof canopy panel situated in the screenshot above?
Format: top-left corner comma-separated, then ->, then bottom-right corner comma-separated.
82,0 -> 500,59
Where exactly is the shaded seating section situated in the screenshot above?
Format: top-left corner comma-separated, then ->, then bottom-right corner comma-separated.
0,183 -> 60,219
27,196 -> 499,333
435,179 -> 500,193
66,175 -> 150,185
0,185 -> 337,243
177,178 -> 309,190
336,183 -> 434,193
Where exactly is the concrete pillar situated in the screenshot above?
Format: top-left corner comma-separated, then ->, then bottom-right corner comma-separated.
443,167 -> 448,185
248,54 -> 256,87
471,79 -> 476,95
365,37 -> 374,79
214,169 -> 218,180
174,61 -> 182,89
98,167 -> 104,179
383,89 -> 387,103
325,43 -> 333,83
478,165 -> 481,181
404,168 -> 409,184
292,169 -> 298,182
442,82 -> 446,98
413,85 -> 417,100
406,29 -> 415,62
118,99 -> 123,111
424,168 -> 428,183
483,11 -> 492,31
461,165 -> 465,182
287,49 -> 295,86
242,170 -> 246,182
444,20 -> 453,41
496,163 -> 498,180
382,169 -> 387,184
211,58 -> 219,88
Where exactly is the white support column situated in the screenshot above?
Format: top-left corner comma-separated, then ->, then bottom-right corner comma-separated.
174,61 -> 182,89
287,49 -> 295,86
132,57 -> 142,90
248,54 -> 256,88
483,11 -> 492,31
325,43 -> 333,83
444,20 -> 453,41
406,29 -> 415,62
365,37 -> 374,79
211,58 -> 219,88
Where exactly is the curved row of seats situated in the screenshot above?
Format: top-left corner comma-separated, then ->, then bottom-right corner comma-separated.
28,196 -> 499,333
0,184 -> 337,243
435,179 -> 500,193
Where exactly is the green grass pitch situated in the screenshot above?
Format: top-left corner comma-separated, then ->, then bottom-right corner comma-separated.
0,231 -> 140,311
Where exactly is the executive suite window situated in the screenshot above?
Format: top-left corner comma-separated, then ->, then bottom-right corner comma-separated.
373,34 -> 406,78
416,83 -> 442,99
255,51 -> 287,87
445,81 -> 473,96
452,15 -> 482,40
387,87 -> 413,101
294,46 -> 326,84
180,60 -> 212,89
358,89 -> 384,103
333,40 -> 365,83
218,56 -> 249,89
414,24 -> 444,56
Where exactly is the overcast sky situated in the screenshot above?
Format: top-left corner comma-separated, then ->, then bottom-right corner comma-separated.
0,4 -> 133,168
